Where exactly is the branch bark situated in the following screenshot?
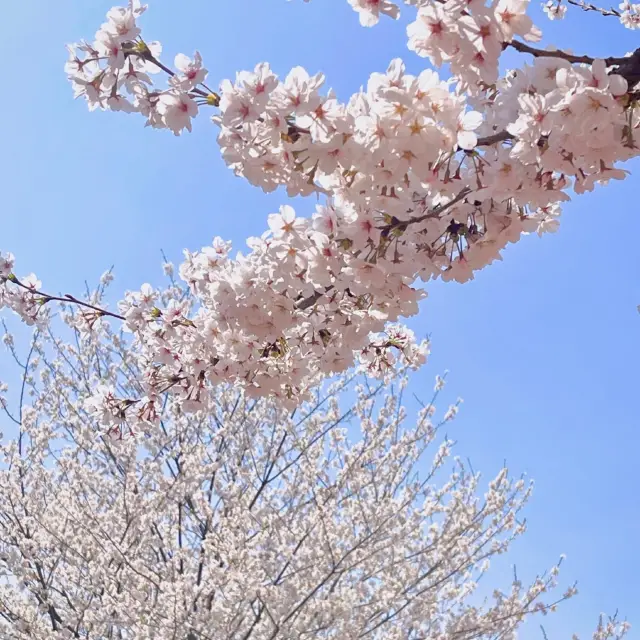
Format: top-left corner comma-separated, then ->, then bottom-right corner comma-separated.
507,39 -> 627,66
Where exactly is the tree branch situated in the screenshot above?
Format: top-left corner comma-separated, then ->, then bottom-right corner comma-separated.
476,130 -> 515,146
507,39 -> 628,66
566,0 -> 621,17
3,274 -> 125,321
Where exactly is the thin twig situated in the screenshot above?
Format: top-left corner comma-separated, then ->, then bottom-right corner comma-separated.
4,275 -> 125,321
566,0 -> 621,17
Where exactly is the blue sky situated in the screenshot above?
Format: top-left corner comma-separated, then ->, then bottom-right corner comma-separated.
1,1 -> 638,637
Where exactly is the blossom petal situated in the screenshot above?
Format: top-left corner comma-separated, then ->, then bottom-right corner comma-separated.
462,111 -> 483,131
457,130 -> 477,150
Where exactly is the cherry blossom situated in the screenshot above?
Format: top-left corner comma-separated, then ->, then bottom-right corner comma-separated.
0,0 -> 616,413
0,1 -> 636,634
543,0 -> 568,19
348,0 -> 401,26
0,281 -> 629,639
158,91 -> 199,135
171,51 -> 207,90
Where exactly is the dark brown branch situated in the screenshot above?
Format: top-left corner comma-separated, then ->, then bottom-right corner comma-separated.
407,188 -> 472,226
611,49 -> 640,86
508,40 -> 640,87
295,288 -> 333,311
476,130 -> 515,146
507,39 -> 628,66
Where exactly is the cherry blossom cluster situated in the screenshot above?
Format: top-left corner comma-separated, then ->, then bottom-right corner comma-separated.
0,2 -> 635,636
17,0 -> 632,409
215,59 -> 485,200
66,0 -> 219,135
618,1 -> 640,27
0,310 -> 629,638
214,54 -> 634,283
64,2 -> 640,288
406,0 -> 543,91
101,51 -> 634,406
338,0 -> 640,34
0,253 -> 45,326
0,1 -> 615,414
66,2 -> 639,252
0,215 -> 430,412
489,58 -> 633,192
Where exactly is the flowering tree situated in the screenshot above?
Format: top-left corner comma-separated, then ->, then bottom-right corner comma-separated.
0,2 -> 633,634
2,0 -> 638,410
0,279 -> 629,638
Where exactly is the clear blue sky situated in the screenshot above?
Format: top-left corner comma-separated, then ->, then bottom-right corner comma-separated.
1,2 -> 638,637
